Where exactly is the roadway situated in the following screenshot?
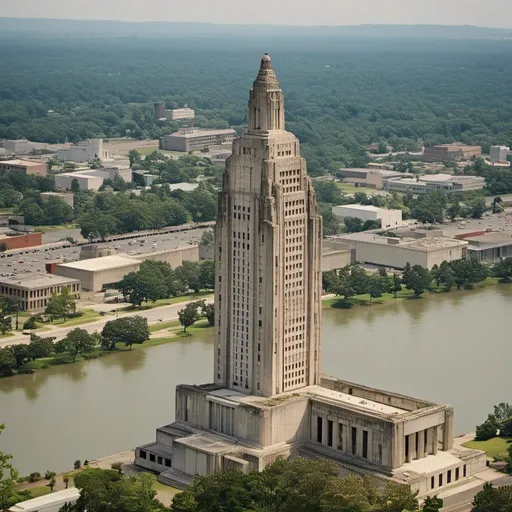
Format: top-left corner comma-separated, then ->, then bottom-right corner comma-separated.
0,296 -> 213,348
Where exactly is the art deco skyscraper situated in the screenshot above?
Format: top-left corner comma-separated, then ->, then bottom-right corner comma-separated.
214,54 -> 323,397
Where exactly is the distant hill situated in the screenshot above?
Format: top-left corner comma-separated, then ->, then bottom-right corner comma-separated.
0,18 -> 510,39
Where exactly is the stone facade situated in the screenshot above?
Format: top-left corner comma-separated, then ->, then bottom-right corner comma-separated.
135,54 -> 486,496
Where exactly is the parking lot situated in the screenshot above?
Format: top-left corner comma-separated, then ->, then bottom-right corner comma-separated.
0,226 -> 211,280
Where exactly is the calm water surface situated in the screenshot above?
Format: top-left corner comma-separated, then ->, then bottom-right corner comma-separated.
0,285 -> 510,475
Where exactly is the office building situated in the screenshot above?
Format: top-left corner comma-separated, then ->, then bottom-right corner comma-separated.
135,54 -> 485,496
385,174 -> 485,194
489,145 -> 510,164
332,204 -> 403,229
0,159 -> 47,176
154,103 -> 195,121
160,128 -> 236,152
423,144 -> 481,162
57,139 -> 110,163
0,274 -> 81,313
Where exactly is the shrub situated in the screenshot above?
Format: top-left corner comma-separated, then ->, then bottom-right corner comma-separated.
28,472 -> 42,482
475,419 -> 498,441
23,317 -> 37,330
73,460 -> 81,470
111,462 -> 123,474
44,470 -> 56,480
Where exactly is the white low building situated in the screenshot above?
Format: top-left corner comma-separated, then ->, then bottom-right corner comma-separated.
336,232 -> 468,270
57,139 -> 110,163
8,488 -> 80,512
54,166 -> 132,191
332,204 -> 403,229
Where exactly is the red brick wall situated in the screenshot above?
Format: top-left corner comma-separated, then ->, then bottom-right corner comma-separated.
1,232 -> 42,250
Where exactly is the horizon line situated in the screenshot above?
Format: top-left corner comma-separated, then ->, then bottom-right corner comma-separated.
1,17 -> 511,31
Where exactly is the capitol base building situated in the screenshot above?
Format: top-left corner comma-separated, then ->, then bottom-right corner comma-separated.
135,55 -> 486,497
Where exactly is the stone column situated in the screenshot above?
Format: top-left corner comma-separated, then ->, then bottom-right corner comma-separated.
322,416 -> 328,446
408,433 -> 417,462
432,427 -> 438,455
333,421 -> 340,450
443,409 -> 454,450
311,414 -> 317,442
417,429 -> 425,458
426,428 -> 433,455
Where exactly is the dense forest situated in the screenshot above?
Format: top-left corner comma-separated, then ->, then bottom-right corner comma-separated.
1,32 -> 512,175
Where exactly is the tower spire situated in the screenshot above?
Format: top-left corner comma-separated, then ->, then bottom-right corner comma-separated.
248,53 -> 285,132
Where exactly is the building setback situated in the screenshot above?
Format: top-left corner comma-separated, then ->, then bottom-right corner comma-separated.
135,55 -> 485,496
0,274 -> 80,313
160,129 -> 236,152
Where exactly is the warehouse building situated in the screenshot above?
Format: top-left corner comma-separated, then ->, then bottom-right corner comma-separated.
332,204 -> 403,229
54,166 -> 132,191
160,128 -> 236,152
0,274 -> 81,313
423,144 -> 481,162
54,246 -> 200,292
0,159 -> 47,176
336,232 -> 468,270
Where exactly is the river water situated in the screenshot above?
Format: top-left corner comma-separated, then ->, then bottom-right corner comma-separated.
1,285 -> 510,475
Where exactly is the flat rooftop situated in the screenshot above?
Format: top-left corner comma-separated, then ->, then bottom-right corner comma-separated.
0,273 -> 80,288
0,159 -> 44,167
339,232 -> 468,251
57,254 -> 139,272
333,204 -> 400,213
169,129 -> 236,138
207,386 -> 407,417
8,488 -> 79,511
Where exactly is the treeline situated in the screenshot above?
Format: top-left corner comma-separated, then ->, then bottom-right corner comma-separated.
475,403 -> 512,442
2,36 -> 512,175
117,260 -> 215,307
0,316 -> 150,376
323,257 -> 512,304
76,182 -> 217,240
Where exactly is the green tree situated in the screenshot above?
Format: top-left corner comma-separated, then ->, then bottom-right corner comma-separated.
198,260 -> 216,291
0,312 -> 12,334
44,287 -> 76,321
472,482 -> 512,512
367,273 -> 385,303
403,265 -> 432,297
423,495 -> 444,512
392,273 -> 402,298
101,316 -> 150,351
0,348 -> 16,375
344,216 -> 364,233
175,261 -> 201,293
10,344 -> 31,369
493,257 -> 512,282
0,424 -> 20,510
28,334 -> 55,360
378,481 -> 419,512
55,328 -> 97,362
319,205 -> 341,236
49,475 -> 56,491
201,302 -> 215,326
178,303 -> 200,332
312,181 -> 345,205
63,473 -> 70,489
71,178 -> 80,193
128,149 -> 142,168
475,418 -> 498,441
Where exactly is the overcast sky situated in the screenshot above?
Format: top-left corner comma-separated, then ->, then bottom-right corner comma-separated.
0,0 -> 510,28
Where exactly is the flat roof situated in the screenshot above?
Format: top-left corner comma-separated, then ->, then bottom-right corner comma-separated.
8,488 -> 80,511
333,204 -> 400,213
339,232 -> 468,251
0,274 -> 80,288
168,128 -> 236,139
57,254 -> 140,272
0,159 -> 45,167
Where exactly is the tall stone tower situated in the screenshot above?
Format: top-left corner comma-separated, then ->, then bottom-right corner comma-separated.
214,54 -> 323,397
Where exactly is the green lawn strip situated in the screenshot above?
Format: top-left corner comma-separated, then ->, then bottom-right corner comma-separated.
0,332 -> 14,339
462,437 -> 512,458
27,485 -> 52,498
150,320 -> 180,333
48,309 -> 102,327
337,183 -> 385,195
118,292 -> 213,312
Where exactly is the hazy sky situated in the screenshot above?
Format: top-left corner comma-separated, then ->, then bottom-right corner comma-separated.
0,0 -> 510,28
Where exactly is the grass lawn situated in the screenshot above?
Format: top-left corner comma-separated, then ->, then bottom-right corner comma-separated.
323,287 -> 415,309
27,486 -> 51,499
152,480 -> 181,497
119,292 -> 212,312
0,332 -> 14,339
150,319 -> 180,333
49,309 -> 102,327
462,437 -> 512,458
135,146 -> 185,158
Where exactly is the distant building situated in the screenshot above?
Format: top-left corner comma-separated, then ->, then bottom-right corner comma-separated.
423,144 -> 481,162
384,174 -> 485,194
40,191 -> 74,208
0,159 -> 47,176
154,103 -> 195,121
337,168 -> 402,190
489,145 -> 510,163
463,232 -> 512,263
332,204 -> 403,229
0,274 -> 81,313
0,232 -> 41,250
57,139 -> 110,163
2,139 -> 47,155
337,232 -> 468,269
54,166 -> 132,191
160,128 -> 236,152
